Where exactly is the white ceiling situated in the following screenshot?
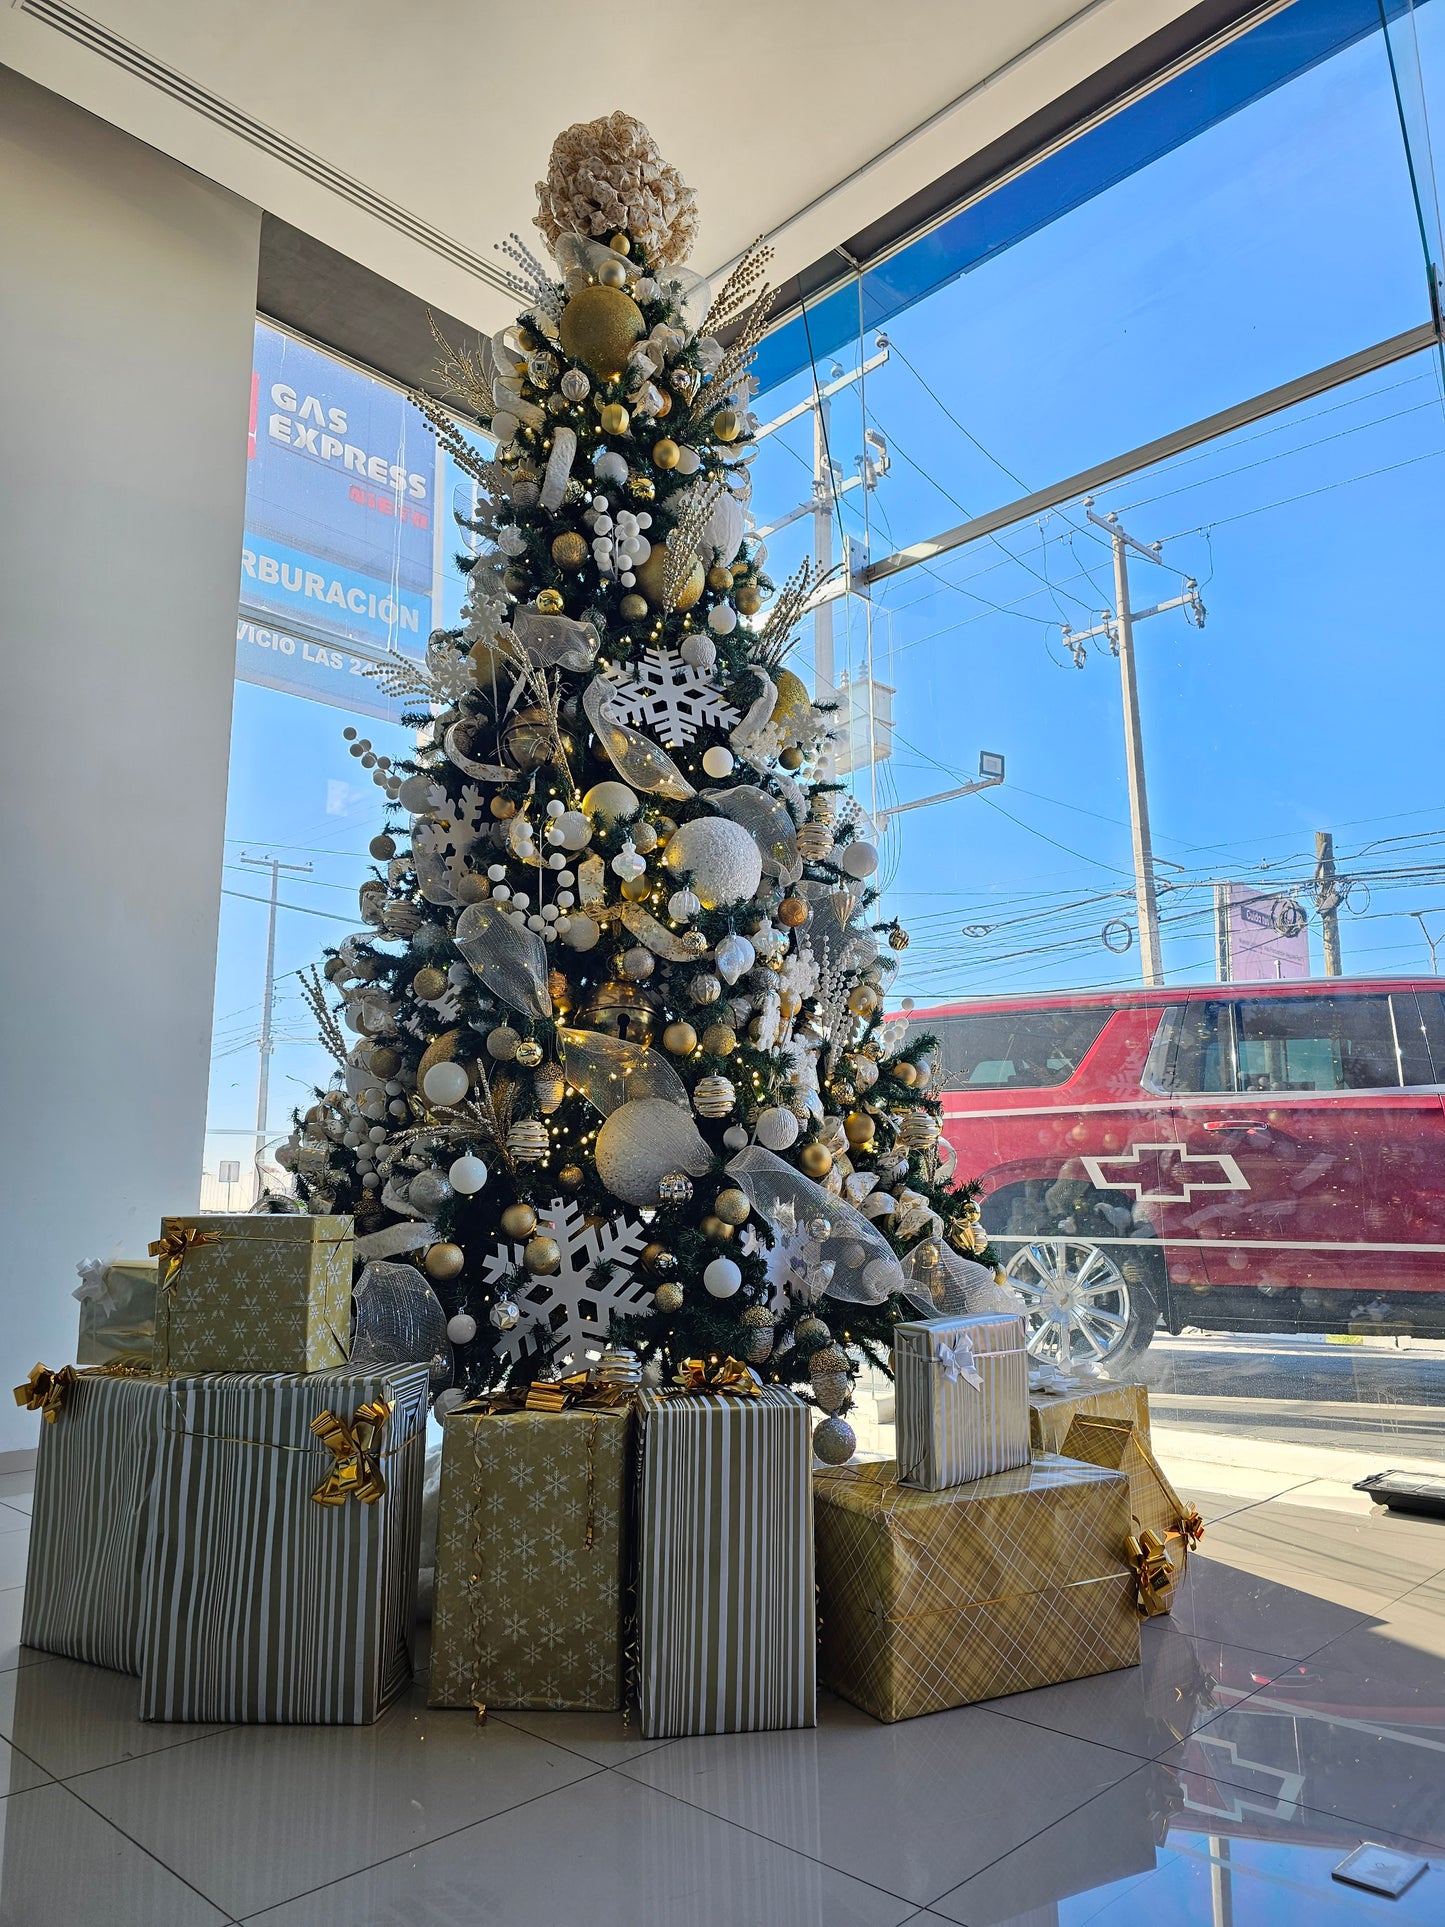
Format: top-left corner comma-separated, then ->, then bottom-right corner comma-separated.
1,0 -> 1203,332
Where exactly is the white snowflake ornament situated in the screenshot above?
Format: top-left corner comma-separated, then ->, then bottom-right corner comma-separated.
603,646 -> 739,747
481,1198 -> 651,1371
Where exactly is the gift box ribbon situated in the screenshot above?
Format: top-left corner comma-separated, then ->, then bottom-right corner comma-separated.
148,1224 -> 220,1290
13,1363 -> 78,1424
672,1357 -> 762,1397
1128,1528 -> 1176,1618
932,1333 -> 984,1389
310,1397 -> 394,1506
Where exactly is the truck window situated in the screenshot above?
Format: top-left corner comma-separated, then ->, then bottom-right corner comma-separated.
932,1008 -> 1112,1090
1160,995 -> 1408,1093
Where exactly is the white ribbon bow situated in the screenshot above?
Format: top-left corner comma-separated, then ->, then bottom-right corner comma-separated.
935,1333 -> 984,1389
73,1258 -> 112,1306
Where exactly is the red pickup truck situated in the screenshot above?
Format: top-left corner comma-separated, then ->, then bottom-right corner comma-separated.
910,978 -> 1445,1369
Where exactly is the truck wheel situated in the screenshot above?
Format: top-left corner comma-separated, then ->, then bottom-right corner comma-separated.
1004,1238 -> 1159,1373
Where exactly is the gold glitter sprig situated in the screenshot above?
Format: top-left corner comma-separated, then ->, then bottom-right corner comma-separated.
299,967 -> 348,1066
756,558 -> 845,667
662,476 -> 725,611
701,237 -> 775,337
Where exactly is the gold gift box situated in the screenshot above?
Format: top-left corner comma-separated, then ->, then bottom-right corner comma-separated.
1030,1380 -> 1151,1457
1059,1414 -> 1199,1613
151,1214 -> 351,1374
428,1402 -> 632,1712
76,1260 -> 159,1369
814,1454 -> 1140,1723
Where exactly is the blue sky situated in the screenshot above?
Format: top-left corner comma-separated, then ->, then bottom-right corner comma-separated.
203,5 -> 1445,1179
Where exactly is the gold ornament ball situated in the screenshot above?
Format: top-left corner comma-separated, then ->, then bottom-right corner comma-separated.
524,1234 -> 561,1275
741,1304 -> 773,1329
844,1111 -> 876,1148
712,407 -> 742,443
700,1216 -> 732,1241
778,896 -> 809,928
714,1187 -> 750,1226
500,1202 -> 538,1240
514,1038 -> 544,1068
800,1142 -> 835,1179
628,475 -> 656,501
535,588 -> 565,616
490,796 -> 517,819
620,874 -> 650,902
893,1060 -> 919,1088
455,874 -> 489,904
412,967 -> 448,1001
700,1022 -> 737,1057
369,833 -> 396,860
609,231 -> 631,255
550,531 -> 589,569
599,401 -> 631,435
653,1281 -> 684,1313
502,568 -> 528,596
619,593 -> 648,621
652,438 -> 680,469
368,1046 -> 401,1079
634,542 -> 704,612
734,584 -> 763,616
558,1163 -> 585,1190
424,1242 -> 465,1281
558,284 -> 645,380
889,924 -> 912,952
662,1021 -> 698,1055
847,984 -> 878,1016
706,565 -> 734,593
418,1029 -> 464,1077
323,957 -> 347,982
779,746 -> 804,770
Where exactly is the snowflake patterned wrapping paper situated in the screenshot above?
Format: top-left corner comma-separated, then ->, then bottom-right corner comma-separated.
893,1311 -> 1031,1491
428,1403 -> 632,1711
814,1455 -> 1140,1724
22,1368 -> 170,1673
635,1386 -> 816,1739
1029,1380 -> 1151,1457
138,1364 -> 427,1723
150,1213 -> 352,1374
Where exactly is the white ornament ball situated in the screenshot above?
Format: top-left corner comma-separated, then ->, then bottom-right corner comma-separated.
722,1124 -> 750,1151
675,445 -> 702,475
713,931 -> 756,984
595,1098 -> 710,1206
668,887 -> 701,921
754,1105 -> 800,1151
703,1257 -> 742,1298
662,816 -> 762,910
421,1060 -> 469,1107
679,634 -> 717,674
707,603 -> 738,636
448,1154 -> 488,1195
550,810 -> 592,851
433,1387 -> 468,1417
446,1312 -> 478,1345
594,448 -> 629,484
701,745 -> 735,779
583,781 -> 639,827
839,841 -> 880,880
564,913 -> 601,952
398,773 -> 441,814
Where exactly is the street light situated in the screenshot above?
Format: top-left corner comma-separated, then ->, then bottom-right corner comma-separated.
876,751 -> 1005,829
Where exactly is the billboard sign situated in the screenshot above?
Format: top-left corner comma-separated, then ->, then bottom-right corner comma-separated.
237,322 -> 449,719
1219,883 -> 1311,981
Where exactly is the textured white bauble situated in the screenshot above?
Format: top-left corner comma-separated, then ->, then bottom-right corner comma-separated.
754,1105 -> 801,1151
433,1387 -> 468,1417
564,913 -> 601,952
679,634 -> 716,674
421,1061 -> 469,1107
668,887 -> 701,921
582,781 -> 639,826
713,931 -> 755,984
662,816 -> 762,910
446,1312 -> 478,1345
594,448 -> 629,484
398,773 -> 442,814
700,746 -> 735,779
448,1154 -> 488,1195
595,1098 -> 711,1206
839,840 -> 879,879
550,809 -> 593,851
703,1257 -> 742,1298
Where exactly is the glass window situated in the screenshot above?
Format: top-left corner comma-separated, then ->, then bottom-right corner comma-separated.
1233,994 -> 1400,1090
932,1007 -> 1112,1089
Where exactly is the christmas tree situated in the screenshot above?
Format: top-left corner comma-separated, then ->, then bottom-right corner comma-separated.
280,113 -> 1001,1459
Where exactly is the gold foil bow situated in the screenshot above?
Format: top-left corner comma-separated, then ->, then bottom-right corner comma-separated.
148,1223 -> 220,1291
673,1357 -> 763,1397
14,1363 -> 78,1423
1182,1506 -> 1205,1550
524,1371 -> 593,1412
1128,1528 -> 1175,1618
310,1398 -> 394,1506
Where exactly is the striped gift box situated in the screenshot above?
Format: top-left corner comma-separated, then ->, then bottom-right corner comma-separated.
22,1368 -> 169,1673
894,1312 -> 1031,1491
139,1365 -> 428,1724
635,1386 -> 816,1738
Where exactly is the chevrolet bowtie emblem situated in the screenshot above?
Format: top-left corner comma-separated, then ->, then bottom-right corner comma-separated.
1082,1142 -> 1249,1205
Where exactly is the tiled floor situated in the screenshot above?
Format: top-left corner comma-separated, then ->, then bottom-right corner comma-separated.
3,1458 -> 1445,1924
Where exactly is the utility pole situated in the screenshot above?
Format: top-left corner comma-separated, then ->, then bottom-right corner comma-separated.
1060,502 -> 1205,989
1314,831 -> 1343,977
241,853 -> 312,1176
753,343 -> 891,776
1213,881 -> 1232,982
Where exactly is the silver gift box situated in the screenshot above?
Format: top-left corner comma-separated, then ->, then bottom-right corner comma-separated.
894,1311 -> 1031,1490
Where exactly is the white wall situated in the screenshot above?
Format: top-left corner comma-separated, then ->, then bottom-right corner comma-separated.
0,68 -> 260,1454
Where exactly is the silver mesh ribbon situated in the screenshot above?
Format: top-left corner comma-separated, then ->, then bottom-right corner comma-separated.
582,676 -> 695,801
898,1238 -> 1026,1320
455,899 -> 553,1019
511,604 -> 599,673
724,1146 -> 905,1306
349,1260 -> 452,1396
558,1026 -> 690,1116
704,784 -> 801,882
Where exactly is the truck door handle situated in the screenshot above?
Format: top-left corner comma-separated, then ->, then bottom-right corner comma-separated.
1202,1119 -> 1268,1133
